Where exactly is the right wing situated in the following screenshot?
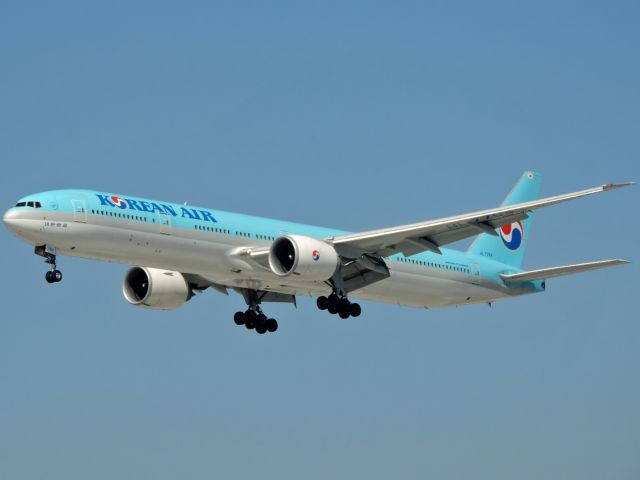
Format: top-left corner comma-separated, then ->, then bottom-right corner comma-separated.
330,182 -> 634,258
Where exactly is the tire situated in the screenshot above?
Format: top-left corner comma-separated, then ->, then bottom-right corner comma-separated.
328,304 -> 339,315
256,315 -> 267,332
327,293 -> 339,308
54,270 -> 62,282
245,311 -> 256,329
234,311 -> 245,325
338,298 -> 351,319
45,271 -> 55,283
266,318 -> 278,332
350,303 -> 361,317
316,296 -> 329,310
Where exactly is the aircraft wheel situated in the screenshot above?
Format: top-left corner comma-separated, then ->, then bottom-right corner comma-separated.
338,298 -> 351,316
234,311 -> 245,325
266,318 -> 278,332
54,270 -> 62,282
327,293 -> 339,306
316,296 -> 329,310
256,314 -> 267,332
350,303 -> 361,317
244,310 -> 256,329
45,271 -> 55,283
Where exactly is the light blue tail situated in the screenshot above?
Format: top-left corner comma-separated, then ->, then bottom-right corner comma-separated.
468,171 -> 542,268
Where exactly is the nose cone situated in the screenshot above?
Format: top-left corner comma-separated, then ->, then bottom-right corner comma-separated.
3,208 -> 19,232
3,208 -> 32,241
4,208 -> 41,244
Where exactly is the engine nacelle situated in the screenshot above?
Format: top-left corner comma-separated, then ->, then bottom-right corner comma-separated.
123,267 -> 192,310
269,234 -> 339,281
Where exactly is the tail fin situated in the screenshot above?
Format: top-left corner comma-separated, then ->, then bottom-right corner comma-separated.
468,171 -> 542,268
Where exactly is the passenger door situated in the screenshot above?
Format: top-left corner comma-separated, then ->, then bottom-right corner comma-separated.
71,200 -> 87,223
157,211 -> 171,235
469,262 -> 481,285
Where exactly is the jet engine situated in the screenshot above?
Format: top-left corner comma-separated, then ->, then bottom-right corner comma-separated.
268,234 -> 339,281
123,266 -> 192,310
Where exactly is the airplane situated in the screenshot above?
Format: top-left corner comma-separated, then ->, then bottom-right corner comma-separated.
3,171 -> 633,334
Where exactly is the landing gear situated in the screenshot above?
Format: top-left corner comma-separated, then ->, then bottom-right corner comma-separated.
317,293 -> 361,319
43,252 -> 62,283
232,308 -> 278,335
45,270 -> 62,283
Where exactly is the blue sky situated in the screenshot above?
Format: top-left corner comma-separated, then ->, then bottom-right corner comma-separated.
1,2 -> 638,479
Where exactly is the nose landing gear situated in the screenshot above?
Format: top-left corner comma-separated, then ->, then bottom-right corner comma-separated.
44,252 -> 62,284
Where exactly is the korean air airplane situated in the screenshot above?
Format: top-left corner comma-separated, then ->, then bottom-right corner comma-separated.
3,172 -> 632,334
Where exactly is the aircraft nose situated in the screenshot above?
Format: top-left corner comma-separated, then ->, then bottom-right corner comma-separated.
2,208 -> 16,228
3,208 -> 19,231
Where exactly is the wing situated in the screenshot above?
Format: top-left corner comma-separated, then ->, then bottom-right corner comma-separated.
182,272 -> 297,305
330,182 -> 633,258
189,181 -> 632,297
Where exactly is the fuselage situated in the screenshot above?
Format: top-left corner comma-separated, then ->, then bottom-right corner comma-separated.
3,189 -> 543,308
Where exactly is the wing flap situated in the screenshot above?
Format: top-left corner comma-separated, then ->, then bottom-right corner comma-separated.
500,259 -> 630,282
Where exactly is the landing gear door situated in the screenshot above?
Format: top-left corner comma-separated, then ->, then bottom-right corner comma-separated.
72,200 -> 87,223
157,211 -> 171,235
469,262 -> 480,285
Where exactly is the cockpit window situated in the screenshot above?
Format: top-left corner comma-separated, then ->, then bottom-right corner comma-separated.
15,201 -> 42,208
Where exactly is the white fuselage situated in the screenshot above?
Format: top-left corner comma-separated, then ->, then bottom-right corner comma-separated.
4,202 -> 526,309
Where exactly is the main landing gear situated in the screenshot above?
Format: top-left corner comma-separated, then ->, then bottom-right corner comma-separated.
44,252 -> 62,284
233,290 -> 279,335
233,308 -> 278,335
316,293 -> 361,319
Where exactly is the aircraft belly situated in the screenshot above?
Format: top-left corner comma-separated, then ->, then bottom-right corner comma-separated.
55,222 -> 232,276
350,268 -> 508,308
41,214 -> 511,309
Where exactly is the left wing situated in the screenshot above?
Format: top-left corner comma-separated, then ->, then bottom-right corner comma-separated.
330,182 -> 633,258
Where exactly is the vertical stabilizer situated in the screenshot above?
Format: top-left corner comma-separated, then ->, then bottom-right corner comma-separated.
468,171 -> 542,268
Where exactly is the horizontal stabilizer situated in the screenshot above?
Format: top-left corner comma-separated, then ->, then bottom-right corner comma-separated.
500,259 -> 630,282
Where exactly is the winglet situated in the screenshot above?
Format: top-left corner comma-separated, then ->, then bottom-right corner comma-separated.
603,181 -> 635,191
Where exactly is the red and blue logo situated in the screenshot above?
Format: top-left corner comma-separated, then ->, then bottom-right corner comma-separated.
312,250 -> 320,261
499,221 -> 524,251
111,196 -> 128,209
